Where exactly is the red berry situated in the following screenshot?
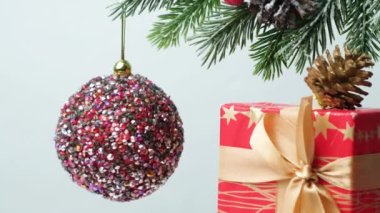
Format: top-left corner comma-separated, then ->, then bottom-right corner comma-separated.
224,0 -> 244,6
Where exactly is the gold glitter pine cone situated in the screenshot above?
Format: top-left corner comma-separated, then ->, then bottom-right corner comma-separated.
305,45 -> 374,109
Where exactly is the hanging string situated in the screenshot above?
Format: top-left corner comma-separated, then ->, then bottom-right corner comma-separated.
114,11 -> 131,77
121,12 -> 126,61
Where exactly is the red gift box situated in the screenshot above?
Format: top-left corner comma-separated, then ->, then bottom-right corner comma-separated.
218,101 -> 380,213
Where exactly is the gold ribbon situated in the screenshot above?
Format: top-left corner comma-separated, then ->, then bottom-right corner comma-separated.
219,97 -> 380,213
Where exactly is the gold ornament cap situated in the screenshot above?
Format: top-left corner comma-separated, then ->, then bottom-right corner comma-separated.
114,59 -> 132,77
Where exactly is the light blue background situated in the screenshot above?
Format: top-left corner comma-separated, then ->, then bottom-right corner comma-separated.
1,1 -> 379,213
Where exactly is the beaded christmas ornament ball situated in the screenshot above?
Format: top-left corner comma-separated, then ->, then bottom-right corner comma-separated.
55,74 -> 184,202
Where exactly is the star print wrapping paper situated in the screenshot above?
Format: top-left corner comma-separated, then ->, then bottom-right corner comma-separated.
218,102 -> 380,213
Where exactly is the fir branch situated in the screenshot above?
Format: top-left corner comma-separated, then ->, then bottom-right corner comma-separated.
109,0 -> 174,19
345,0 -> 380,61
249,0 -> 345,79
371,0 -> 380,49
250,29 -> 287,80
285,0 -> 345,72
190,4 -> 257,68
372,1 -> 380,29
148,0 -> 220,49
107,0 -> 380,80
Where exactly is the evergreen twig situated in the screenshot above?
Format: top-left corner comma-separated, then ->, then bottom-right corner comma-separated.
250,29 -> 287,80
109,0 -> 174,19
148,0 -> 220,49
372,1 -> 380,29
286,0 -> 342,72
345,0 -> 380,61
190,4 -> 256,68
250,0 -> 345,78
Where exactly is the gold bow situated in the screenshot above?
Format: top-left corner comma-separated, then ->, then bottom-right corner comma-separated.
219,97 -> 380,213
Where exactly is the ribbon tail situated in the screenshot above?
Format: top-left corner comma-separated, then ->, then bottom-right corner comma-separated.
276,180 -> 291,213
279,178 -> 340,213
278,177 -> 303,213
314,184 -> 340,213
298,182 -> 339,213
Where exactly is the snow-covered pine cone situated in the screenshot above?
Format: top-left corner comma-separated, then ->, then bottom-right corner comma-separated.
305,45 -> 374,109
250,0 -> 320,29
